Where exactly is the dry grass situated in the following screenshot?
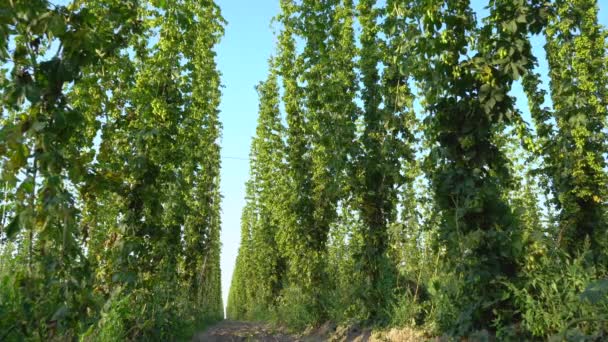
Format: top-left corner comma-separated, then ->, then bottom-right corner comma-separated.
325,324 -> 426,342
370,327 -> 426,341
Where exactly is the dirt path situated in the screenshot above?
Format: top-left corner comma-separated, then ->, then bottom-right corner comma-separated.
192,320 -> 317,342
191,320 -> 420,341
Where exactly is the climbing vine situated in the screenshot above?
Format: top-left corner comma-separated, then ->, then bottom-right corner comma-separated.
1,0 -> 225,339
229,0 -> 608,339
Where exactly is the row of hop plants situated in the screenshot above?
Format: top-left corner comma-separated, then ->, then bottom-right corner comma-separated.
0,0 -> 225,340
227,0 -> 608,339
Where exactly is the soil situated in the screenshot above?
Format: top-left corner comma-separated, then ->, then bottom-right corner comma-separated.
192,320 -> 424,342
191,320 -> 315,342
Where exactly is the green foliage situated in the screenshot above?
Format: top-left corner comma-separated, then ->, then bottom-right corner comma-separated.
411,0 -> 531,332
506,248 -> 608,339
5,0 -> 595,339
1,0 -> 225,339
537,0 -> 608,264
274,285 -> 320,332
353,0 -> 416,321
228,0 -> 607,340
226,69 -> 287,320
325,207 -> 372,324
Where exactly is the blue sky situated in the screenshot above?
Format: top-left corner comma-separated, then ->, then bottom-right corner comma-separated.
214,0 -> 608,313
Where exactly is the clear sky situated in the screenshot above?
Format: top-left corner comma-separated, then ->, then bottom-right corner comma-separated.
214,0 -> 608,314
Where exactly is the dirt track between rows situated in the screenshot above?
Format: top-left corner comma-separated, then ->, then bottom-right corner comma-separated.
192,320 -> 313,342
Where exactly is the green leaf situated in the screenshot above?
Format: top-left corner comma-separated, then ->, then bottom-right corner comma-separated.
154,0 -> 167,9
10,144 -> 29,169
48,13 -> 67,37
25,84 -> 41,104
4,215 -> 20,239
31,120 -> 46,132
516,14 -> 527,24
480,83 -> 491,99
580,279 -> 608,305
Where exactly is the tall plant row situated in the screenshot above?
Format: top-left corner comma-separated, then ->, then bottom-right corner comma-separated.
228,0 -> 608,338
0,0 -> 225,340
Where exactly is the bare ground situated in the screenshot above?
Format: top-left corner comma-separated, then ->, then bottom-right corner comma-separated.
192,320 -> 425,342
191,320 -> 314,342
